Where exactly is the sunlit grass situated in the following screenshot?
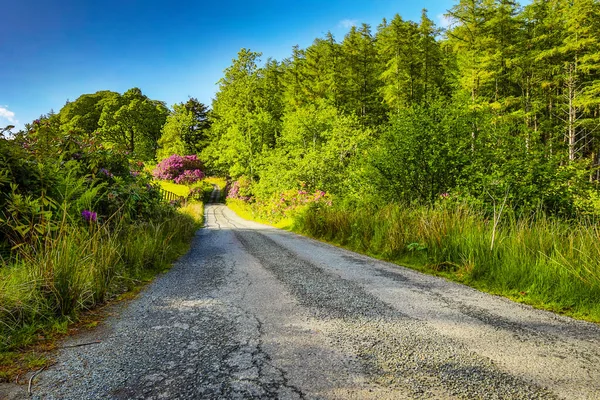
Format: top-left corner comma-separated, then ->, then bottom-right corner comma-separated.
205,176 -> 227,191
294,203 -> 600,322
179,201 -> 205,227
227,199 -> 293,229
0,206 -> 200,378
157,181 -> 190,197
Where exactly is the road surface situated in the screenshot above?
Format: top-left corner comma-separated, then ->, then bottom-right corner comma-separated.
22,204 -> 600,399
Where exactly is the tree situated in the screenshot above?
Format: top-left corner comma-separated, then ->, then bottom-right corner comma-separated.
339,24 -> 384,124
98,88 -> 169,160
58,91 -> 119,136
204,49 -> 270,177
181,98 -> 211,153
377,14 -> 421,111
156,103 -> 194,160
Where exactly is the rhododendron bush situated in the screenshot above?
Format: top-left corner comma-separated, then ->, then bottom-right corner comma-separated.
227,178 -> 332,221
153,154 -> 205,184
267,187 -> 332,219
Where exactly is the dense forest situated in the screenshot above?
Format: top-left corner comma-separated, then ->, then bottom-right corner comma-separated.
203,0 -> 600,218
1,0 -> 600,369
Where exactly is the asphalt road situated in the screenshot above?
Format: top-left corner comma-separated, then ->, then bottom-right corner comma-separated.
20,203 -> 600,399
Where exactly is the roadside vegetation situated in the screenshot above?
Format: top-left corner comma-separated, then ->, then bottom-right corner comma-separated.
0,99 -> 209,380
294,203 -> 600,321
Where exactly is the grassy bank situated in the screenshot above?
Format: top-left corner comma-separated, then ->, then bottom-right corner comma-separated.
158,177 -> 228,204
293,203 -> 600,322
227,198 -> 293,229
157,181 -> 191,197
0,203 -> 203,381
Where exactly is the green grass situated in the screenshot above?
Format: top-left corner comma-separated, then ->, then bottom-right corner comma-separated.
227,198 -> 293,229
179,201 -> 205,227
293,203 -> 600,322
158,177 -> 227,204
157,181 -> 191,197
205,176 -> 227,192
0,205 -> 203,381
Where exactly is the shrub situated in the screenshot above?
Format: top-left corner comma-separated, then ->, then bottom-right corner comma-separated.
174,169 -> 205,185
226,177 -> 253,202
152,154 -> 204,184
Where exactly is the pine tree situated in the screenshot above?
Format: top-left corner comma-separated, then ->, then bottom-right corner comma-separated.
377,14 -> 416,111
340,24 -> 383,124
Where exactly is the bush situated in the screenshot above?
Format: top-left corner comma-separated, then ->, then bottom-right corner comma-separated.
152,154 -> 204,184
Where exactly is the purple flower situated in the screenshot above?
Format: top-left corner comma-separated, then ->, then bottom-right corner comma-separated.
81,210 -> 97,222
99,168 -> 114,178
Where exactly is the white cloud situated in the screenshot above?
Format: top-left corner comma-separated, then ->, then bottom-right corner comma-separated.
437,13 -> 452,29
0,106 -> 18,126
339,19 -> 358,29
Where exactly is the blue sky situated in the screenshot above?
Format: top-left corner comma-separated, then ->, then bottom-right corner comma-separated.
1,0 -> 457,130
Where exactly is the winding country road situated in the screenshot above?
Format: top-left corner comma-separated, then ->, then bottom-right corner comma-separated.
22,203 -> 600,399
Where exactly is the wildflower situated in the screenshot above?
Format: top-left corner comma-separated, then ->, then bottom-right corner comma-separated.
440,192 -> 449,199
81,210 -> 97,222
99,168 -> 114,178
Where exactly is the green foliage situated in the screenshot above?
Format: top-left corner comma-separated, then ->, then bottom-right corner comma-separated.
157,99 -> 211,159
59,91 -> 119,136
205,2 -> 600,322
98,88 -> 169,160
358,101 -> 470,205
156,104 -> 190,160
202,49 -> 283,178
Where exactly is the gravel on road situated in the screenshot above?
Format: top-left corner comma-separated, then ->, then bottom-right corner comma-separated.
10,203 -> 600,399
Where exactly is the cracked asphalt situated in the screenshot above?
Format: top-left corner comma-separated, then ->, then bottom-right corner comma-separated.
21,203 -> 600,399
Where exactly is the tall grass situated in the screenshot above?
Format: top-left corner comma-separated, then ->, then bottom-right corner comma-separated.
295,203 -> 600,321
0,208 -> 200,352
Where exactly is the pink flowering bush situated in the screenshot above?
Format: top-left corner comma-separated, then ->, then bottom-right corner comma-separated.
226,179 -> 332,222
174,169 -> 205,184
267,187 -> 332,219
226,180 -> 252,202
226,176 -> 254,201
152,154 -> 204,184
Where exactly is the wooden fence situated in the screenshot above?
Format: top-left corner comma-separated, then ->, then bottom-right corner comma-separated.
159,188 -> 187,205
